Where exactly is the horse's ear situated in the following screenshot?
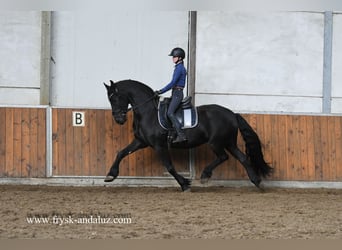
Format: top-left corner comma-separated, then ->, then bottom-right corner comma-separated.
109,80 -> 119,92
106,80 -> 119,93
103,82 -> 110,91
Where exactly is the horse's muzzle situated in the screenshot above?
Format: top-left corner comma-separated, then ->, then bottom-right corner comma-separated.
112,111 -> 127,125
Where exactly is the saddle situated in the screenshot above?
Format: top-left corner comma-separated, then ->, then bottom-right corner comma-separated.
158,96 -> 198,130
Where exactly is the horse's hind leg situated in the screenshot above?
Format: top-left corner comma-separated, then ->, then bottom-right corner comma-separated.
200,145 -> 229,184
156,147 -> 191,192
226,145 -> 261,188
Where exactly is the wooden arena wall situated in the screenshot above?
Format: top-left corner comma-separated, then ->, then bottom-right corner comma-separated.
51,108 -> 189,177
0,107 -> 46,177
195,114 -> 342,181
1,107 -> 342,182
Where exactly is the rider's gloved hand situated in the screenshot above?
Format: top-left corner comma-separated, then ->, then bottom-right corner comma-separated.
154,90 -> 161,96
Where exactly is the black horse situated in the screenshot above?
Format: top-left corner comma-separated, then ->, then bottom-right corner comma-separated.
104,79 -> 272,191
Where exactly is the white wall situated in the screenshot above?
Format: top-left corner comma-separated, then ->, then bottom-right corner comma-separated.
195,12 -> 325,113
50,11 -> 189,108
1,11 -> 341,114
332,13 -> 342,113
0,11 -> 42,105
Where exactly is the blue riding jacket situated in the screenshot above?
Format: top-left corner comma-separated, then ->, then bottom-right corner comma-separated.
159,62 -> 186,94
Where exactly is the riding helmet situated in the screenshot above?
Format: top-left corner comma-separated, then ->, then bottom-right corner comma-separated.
168,47 -> 186,59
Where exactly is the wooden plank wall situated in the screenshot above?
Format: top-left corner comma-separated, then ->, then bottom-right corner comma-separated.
1,107 -> 341,182
194,114 -> 342,181
0,107 -> 46,177
52,108 -> 189,177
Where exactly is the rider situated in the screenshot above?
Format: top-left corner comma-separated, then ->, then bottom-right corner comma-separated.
155,47 -> 187,143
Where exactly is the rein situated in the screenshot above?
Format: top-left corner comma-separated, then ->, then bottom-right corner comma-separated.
127,94 -> 157,112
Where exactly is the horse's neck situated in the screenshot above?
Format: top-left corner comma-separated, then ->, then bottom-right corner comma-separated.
129,91 -> 157,117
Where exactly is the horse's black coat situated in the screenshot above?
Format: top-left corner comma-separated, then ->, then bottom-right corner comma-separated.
104,79 -> 273,191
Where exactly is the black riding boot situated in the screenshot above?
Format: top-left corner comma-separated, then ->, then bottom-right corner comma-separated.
169,116 -> 187,143
167,89 -> 187,143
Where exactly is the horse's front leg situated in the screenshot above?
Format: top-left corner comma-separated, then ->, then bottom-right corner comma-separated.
104,139 -> 147,182
155,147 -> 191,192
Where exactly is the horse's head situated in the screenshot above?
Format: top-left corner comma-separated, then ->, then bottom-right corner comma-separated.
104,80 -> 129,125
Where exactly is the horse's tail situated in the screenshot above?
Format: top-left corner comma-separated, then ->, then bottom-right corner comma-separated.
235,114 -> 273,177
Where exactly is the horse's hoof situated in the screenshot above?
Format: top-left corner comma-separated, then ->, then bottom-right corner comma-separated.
181,185 -> 191,192
200,178 -> 209,184
257,182 -> 266,192
251,176 -> 261,187
181,178 -> 191,192
104,175 -> 115,182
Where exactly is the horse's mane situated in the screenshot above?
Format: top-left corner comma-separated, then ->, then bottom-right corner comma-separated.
116,79 -> 154,96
